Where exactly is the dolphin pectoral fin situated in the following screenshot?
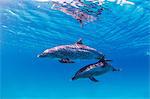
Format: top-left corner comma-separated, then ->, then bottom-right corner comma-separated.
59,58 -> 75,63
75,38 -> 83,45
89,77 -> 99,82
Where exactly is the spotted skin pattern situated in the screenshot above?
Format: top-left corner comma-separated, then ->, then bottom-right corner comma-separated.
72,60 -> 120,82
38,40 -> 104,63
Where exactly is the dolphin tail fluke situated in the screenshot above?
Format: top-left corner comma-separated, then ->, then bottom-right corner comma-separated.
113,68 -> 122,72
105,60 -> 112,62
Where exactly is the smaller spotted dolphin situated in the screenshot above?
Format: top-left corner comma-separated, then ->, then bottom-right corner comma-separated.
72,56 -> 121,82
37,38 -> 104,63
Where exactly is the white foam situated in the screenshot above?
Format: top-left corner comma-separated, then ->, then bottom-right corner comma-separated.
34,0 -> 51,2
34,0 -> 73,3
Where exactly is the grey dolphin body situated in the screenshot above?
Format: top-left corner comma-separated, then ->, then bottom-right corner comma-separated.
72,57 -> 120,82
37,39 -> 104,63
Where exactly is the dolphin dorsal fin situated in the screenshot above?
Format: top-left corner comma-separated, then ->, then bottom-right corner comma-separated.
98,56 -> 105,62
98,56 -> 112,63
75,38 -> 83,45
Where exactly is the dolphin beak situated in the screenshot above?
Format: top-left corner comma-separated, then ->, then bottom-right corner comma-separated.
37,54 -> 41,58
37,53 -> 47,58
72,76 -> 78,81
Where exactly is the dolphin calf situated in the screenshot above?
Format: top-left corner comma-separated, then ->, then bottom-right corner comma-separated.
37,38 -> 104,63
72,56 -> 121,82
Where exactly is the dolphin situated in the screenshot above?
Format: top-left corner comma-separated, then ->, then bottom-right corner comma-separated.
37,38 -> 104,63
72,56 -> 121,82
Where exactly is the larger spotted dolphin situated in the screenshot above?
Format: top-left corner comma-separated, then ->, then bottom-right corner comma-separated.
37,38 -> 104,63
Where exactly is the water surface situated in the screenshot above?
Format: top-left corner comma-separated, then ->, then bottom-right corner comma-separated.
0,0 -> 150,99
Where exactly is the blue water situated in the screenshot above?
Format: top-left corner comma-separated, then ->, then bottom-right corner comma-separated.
0,0 -> 150,99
